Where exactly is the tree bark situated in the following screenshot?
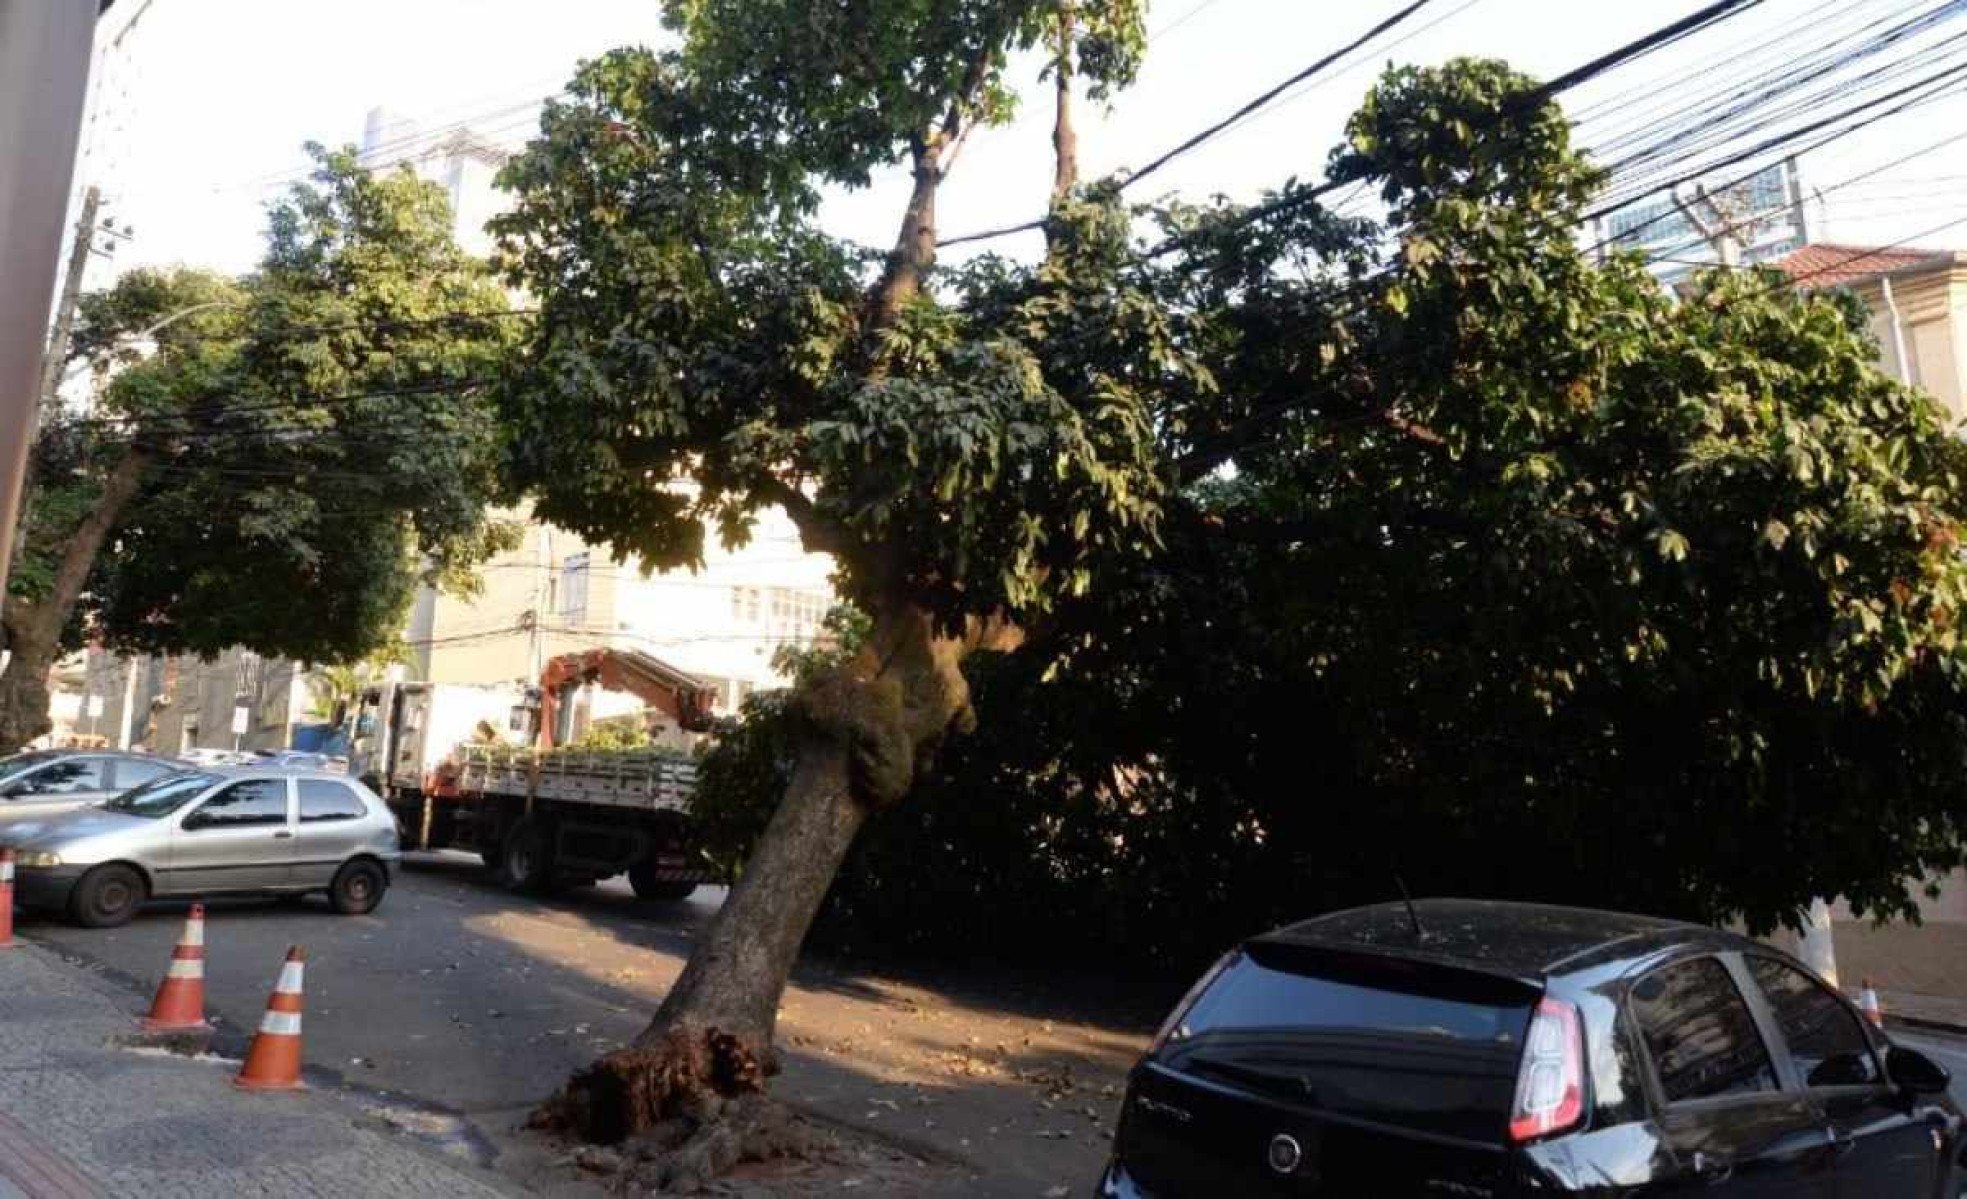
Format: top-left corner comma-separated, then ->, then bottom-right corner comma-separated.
1051,4 -> 1079,203
871,147 -> 943,328
538,603 -> 982,1145
0,443 -> 154,749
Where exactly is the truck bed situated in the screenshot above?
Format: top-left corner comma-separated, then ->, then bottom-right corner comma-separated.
450,744 -> 698,811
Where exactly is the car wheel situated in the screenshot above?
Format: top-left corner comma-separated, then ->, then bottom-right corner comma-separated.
629,861 -> 696,902
499,820 -> 555,893
70,864 -> 146,928
328,860 -> 387,915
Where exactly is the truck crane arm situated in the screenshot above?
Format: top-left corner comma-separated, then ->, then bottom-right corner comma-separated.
536,647 -> 718,746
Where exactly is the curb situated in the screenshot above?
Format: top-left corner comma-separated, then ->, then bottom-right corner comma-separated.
1887,1013 -> 1967,1038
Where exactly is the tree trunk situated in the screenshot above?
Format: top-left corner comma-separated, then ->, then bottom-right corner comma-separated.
871,148 -> 942,328
537,605 -> 981,1152
0,631 -> 57,752
0,444 -> 154,750
540,739 -> 867,1144
1051,5 -> 1079,202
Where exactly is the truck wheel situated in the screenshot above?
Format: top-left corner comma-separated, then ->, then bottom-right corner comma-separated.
629,861 -> 696,902
70,864 -> 147,928
500,820 -> 555,892
329,860 -> 388,915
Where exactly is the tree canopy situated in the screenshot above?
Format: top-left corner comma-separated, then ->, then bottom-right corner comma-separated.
684,58 -> 1967,982
0,149 -> 514,747
495,4 -> 1967,1154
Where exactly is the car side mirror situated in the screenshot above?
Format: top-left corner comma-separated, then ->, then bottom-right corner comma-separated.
180,810 -> 213,832
1887,1045 -> 1951,1095
1807,1052 -> 1876,1088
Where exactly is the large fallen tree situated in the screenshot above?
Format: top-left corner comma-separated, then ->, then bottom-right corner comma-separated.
493,9 -> 1967,1182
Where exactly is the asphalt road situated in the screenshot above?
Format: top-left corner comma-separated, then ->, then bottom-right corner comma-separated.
16,851 -> 1147,1197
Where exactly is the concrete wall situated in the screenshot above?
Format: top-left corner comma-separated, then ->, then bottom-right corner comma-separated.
1849,269 -> 1967,424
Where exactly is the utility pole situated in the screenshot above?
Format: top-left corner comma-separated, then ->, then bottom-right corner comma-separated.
1671,182 -> 1744,268
0,1 -> 99,602
34,184 -> 100,422
115,653 -> 140,749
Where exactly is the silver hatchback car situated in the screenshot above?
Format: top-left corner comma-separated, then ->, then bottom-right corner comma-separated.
0,750 -> 185,827
3,767 -> 400,927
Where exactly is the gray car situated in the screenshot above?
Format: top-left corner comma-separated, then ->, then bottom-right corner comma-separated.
0,750 -> 185,827
4,767 -> 400,927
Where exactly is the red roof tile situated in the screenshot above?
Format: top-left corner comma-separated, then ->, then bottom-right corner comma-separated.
1770,243 -> 1956,290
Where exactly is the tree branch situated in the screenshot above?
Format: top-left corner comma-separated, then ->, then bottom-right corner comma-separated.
757,476 -> 850,560
1050,2 -> 1079,204
29,443 -> 155,645
868,21 -> 1007,330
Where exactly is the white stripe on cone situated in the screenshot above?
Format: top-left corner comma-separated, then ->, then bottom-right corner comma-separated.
259,1011 -> 302,1036
0,863 -> 13,883
165,959 -> 203,980
183,920 -> 203,948
275,962 -> 304,993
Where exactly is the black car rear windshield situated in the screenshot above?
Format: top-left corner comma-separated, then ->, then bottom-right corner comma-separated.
1157,942 -> 1537,1143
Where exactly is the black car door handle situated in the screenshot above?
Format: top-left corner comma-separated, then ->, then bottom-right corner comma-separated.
1691,1151 -> 1733,1184
273,831 -> 293,839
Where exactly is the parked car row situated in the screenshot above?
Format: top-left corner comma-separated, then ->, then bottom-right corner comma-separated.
174,746 -> 347,772
0,748 -> 398,928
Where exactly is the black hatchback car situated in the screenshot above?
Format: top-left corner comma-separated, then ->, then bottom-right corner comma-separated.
1102,899 -> 1963,1197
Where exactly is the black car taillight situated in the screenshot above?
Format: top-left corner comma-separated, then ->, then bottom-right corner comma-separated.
1509,997 -> 1584,1143
1148,950 -> 1236,1055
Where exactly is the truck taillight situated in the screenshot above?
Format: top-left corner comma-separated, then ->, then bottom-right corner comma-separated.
1509,997 -> 1584,1143
1148,951 -> 1235,1056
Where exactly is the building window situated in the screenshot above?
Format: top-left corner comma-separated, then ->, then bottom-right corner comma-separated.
731,586 -> 762,623
560,553 -> 590,626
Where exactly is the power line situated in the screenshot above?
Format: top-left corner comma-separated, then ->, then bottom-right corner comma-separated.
1140,0 -> 1773,263
1123,0 -> 1438,192
939,0 -> 1447,248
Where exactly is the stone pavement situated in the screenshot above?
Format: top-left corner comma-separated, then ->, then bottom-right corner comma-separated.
0,942 -> 517,1198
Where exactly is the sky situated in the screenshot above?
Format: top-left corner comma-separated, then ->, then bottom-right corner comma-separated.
80,0 -> 1967,285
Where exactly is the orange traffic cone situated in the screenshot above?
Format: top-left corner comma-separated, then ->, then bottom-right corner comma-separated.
235,945 -> 306,1091
140,904 -> 210,1032
1858,978 -> 1885,1028
0,847 -> 14,949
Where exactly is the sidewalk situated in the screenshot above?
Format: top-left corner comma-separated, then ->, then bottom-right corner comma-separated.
0,942 -> 516,1198
1881,988 -> 1967,1036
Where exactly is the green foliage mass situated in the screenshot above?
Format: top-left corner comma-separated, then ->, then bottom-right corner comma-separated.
40,148 -> 518,664
491,1 -> 1163,630
684,57 -> 1967,966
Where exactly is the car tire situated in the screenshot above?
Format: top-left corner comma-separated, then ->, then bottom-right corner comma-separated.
499,820 -> 555,893
69,864 -> 146,928
629,860 -> 696,902
328,860 -> 387,915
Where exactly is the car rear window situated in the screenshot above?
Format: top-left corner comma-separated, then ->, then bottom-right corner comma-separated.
1157,942 -> 1537,1143
298,779 -> 367,822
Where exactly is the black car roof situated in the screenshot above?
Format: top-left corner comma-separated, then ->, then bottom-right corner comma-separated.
1257,898 -> 1724,981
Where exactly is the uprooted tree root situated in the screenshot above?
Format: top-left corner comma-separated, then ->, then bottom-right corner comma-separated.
532,1029 -> 823,1192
